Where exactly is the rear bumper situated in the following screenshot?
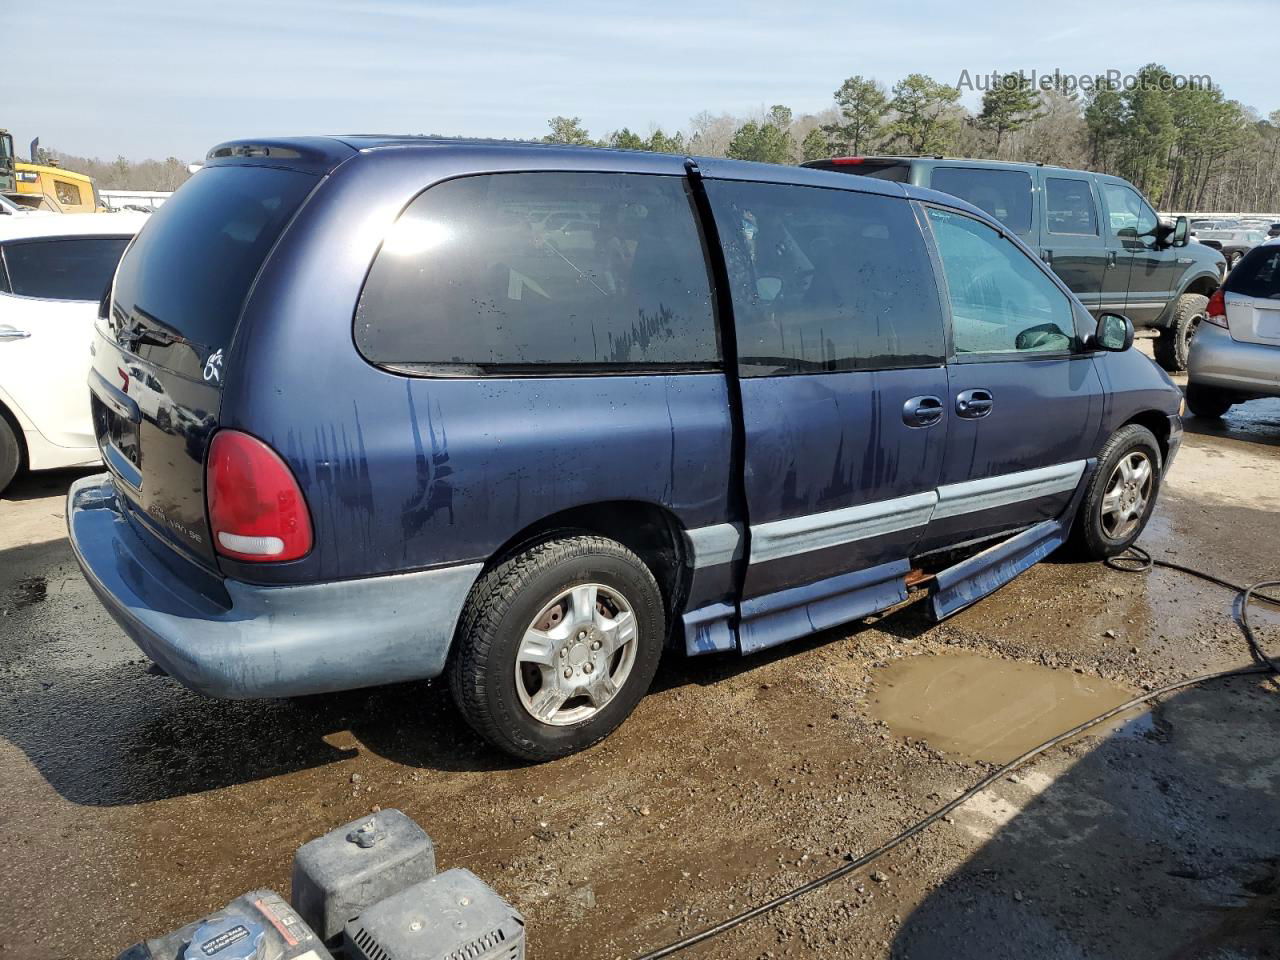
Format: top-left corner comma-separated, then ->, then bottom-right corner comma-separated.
67,473 -> 482,699
1188,322 -> 1280,397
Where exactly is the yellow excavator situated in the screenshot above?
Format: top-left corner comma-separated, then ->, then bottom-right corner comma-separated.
1,129 -> 103,213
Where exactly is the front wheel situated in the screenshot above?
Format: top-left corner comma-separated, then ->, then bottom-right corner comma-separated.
1069,424 -> 1162,560
448,534 -> 665,761
1152,293 -> 1208,372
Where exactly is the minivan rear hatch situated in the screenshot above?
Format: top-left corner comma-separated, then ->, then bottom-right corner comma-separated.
1224,244 -> 1280,348
89,163 -> 318,569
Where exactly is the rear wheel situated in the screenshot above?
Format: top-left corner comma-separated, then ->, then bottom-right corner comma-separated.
448,534 -> 665,761
1070,424 -> 1162,560
0,416 -> 21,496
1185,383 -> 1234,418
1152,293 -> 1207,372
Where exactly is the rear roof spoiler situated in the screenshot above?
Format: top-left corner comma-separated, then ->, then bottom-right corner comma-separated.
204,137 -> 357,176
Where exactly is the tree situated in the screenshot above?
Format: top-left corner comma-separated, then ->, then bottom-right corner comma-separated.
975,73 -> 1045,157
543,116 -> 595,146
887,73 -> 961,153
645,128 -> 685,154
823,75 -> 889,154
726,106 -> 795,164
608,128 -> 646,151
801,127 -> 830,162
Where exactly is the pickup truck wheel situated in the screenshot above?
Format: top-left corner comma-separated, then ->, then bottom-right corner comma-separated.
1070,424 -> 1162,560
1185,383 -> 1234,418
1153,293 -> 1207,372
0,416 -> 20,496
448,534 -> 664,761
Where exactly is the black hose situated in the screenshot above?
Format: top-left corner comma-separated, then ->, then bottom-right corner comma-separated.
633,548 -> 1278,959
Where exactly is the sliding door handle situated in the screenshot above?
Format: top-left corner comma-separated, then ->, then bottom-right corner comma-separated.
903,395 -> 944,428
956,389 -> 994,419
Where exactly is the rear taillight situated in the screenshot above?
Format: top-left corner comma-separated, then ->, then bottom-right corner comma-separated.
1204,288 -> 1228,329
207,430 -> 312,563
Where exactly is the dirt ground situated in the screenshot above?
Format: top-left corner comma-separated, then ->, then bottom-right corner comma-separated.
1,384 -> 1278,960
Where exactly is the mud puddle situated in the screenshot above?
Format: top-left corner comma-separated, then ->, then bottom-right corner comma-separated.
868,651 -> 1144,763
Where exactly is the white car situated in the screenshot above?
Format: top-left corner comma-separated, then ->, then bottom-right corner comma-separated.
0,212 -> 148,492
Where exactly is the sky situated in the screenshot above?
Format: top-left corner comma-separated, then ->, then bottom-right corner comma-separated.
8,0 -> 1279,162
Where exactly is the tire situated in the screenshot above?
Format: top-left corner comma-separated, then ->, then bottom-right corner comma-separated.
1152,293 -> 1208,372
1185,383 -> 1234,418
0,415 -> 20,496
448,534 -> 665,761
1069,424 -> 1162,560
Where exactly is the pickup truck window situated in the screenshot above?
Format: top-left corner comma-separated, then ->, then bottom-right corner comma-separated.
1045,178 -> 1099,236
1100,182 -> 1158,246
929,167 -> 1033,234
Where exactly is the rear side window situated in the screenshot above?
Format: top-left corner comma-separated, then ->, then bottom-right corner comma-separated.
1226,245 -> 1280,299
929,167 -> 1033,234
2,237 -> 131,301
356,172 -> 718,373
1045,178 -> 1098,236
110,165 -> 316,371
928,207 -> 1077,355
705,180 -> 945,375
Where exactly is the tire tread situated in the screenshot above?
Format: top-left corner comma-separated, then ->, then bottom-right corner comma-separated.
447,534 -> 661,761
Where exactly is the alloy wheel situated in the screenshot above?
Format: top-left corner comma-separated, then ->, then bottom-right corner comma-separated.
1100,451 -> 1153,541
514,582 -> 638,726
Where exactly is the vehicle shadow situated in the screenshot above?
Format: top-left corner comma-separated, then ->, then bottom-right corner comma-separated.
888,675 -> 1280,959
1181,395 -> 1280,449
0,527 -> 939,805
0,465 -> 100,503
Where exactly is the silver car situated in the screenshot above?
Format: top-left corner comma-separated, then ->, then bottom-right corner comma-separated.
1186,239 -> 1280,417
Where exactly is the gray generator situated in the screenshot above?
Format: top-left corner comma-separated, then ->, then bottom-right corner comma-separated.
117,810 -> 525,960
345,869 -> 525,960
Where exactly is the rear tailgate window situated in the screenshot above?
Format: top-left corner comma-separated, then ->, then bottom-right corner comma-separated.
109,164 -> 317,380
1226,245 -> 1280,300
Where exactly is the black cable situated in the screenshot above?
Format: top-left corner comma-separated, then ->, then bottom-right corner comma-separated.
633,548 -> 1279,959
1105,545 -> 1279,671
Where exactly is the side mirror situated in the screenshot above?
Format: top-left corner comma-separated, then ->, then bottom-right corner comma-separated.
1168,216 -> 1190,248
1092,312 -> 1134,352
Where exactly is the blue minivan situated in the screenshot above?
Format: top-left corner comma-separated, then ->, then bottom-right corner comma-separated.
68,138 -> 1183,759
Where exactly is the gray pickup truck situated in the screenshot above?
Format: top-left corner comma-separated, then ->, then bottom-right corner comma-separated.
805,156 -> 1226,371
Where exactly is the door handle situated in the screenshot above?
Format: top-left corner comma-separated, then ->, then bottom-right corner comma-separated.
1041,249 -> 1053,264
956,389 -> 994,419
902,395 -> 944,428
0,325 -> 31,341
1107,251 -> 1118,268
